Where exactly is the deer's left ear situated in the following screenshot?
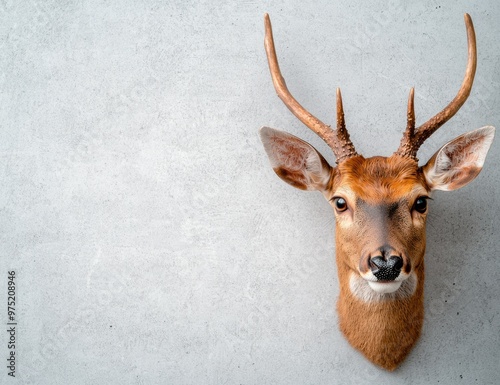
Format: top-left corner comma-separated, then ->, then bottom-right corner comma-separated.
422,126 -> 495,191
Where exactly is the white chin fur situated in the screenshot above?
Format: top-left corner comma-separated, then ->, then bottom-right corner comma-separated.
368,280 -> 402,294
350,273 -> 417,302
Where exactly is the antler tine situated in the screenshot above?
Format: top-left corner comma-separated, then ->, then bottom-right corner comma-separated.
396,14 -> 477,159
336,88 -> 358,162
337,87 -> 346,131
395,87 -> 417,159
264,14 -> 358,163
407,87 -> 415,134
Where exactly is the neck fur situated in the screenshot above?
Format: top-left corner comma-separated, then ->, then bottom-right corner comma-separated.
336,258 -> 425,371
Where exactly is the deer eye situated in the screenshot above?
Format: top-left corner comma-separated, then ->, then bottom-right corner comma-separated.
333,197 -> 348,212
413,197 -> 428,214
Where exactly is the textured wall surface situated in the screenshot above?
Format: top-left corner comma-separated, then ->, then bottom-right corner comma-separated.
1,1 -> 499,384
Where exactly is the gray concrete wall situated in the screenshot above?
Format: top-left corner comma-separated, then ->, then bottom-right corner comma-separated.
1,0 -> 499,384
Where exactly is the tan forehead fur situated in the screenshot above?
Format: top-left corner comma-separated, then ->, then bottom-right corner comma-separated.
331,155 -> 429,203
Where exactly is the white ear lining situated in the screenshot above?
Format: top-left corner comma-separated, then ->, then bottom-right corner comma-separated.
259,126 -> 332,191
423,126 -> 495,191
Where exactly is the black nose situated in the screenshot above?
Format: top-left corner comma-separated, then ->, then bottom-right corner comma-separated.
369,255 -> 403,281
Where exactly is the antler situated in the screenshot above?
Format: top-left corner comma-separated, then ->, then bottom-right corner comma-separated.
395,13 -> 477,160
264,13 -> 358,163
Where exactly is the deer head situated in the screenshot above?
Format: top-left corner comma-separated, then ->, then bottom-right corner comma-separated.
259,14 -> 495,370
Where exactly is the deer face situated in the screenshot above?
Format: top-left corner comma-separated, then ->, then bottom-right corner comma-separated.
330,156 -> 427,297
261,126 -> 494,300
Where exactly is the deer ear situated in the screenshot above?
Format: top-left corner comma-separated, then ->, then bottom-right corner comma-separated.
422,126 -> 495,191
259,127 -> 332,191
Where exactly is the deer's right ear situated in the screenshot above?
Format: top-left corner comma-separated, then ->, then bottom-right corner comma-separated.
259,127 -> 333,191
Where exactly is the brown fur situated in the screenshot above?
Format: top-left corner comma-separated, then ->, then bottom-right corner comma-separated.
336,256 -> 425,371
260,126 -> 494,371
274,167 -> 309,190
446,166 -> 481,190
330,155 -> 428,370
332,155 -> 429,202
260,12 -> 494,370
